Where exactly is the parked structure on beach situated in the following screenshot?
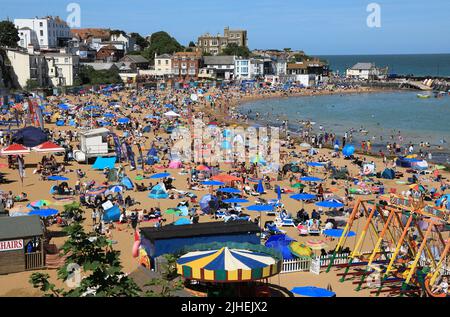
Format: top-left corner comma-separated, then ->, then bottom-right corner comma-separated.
346,62 -> 388,80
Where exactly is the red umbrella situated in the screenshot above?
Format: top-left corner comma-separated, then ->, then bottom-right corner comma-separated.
32,141 -> 65,153
196,164 -> 210,171
0,143 -> 30,156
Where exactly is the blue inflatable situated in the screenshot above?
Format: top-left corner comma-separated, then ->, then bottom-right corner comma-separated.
342,145 -> 355,157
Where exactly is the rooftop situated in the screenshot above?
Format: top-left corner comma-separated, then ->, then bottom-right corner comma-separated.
120,55 -> 149,64
0,215 -> 44,240
203,55 -> 235,65
351,62 -> 376,70
140,220 -> 260,241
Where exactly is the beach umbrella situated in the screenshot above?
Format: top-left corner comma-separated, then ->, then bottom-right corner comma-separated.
164,110 -> 180,117
117,117 -> 130,124
196,164 -> 210,171
217,187 -> 241,194
315,200 -> 344,208
247,204 -> 273,212
323,229 -> 356,238
29,208 -> 59,217
291,286 -> 335,297
32,141 -> 65,153
149,172 -> 171,179
58,104 -> 70,110
289,242 -> 313,258
29,199 -> 52,208
104,113 -> 115,118
135,175 -> 144,181
306,239 -> 328,250
165,207 -> 182,221
0,143 -> 30,156
290,193 -> 316,201
265,235 -> 297,260
300,176 -> 323,182
201,180 -> 224,186
47,175 -> 69,181
211,174 -> 242,183
223,198 -> 249,204
256,180 -> 265,194
108,185 -> 123,193
434,165 -> 446,170
291,183 -> 306,189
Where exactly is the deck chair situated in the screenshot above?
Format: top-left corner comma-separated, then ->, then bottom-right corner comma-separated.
275,212 -> 296,227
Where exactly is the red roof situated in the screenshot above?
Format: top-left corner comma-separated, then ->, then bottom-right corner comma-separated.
32,141 -> 65,153
0,143 -> 30,156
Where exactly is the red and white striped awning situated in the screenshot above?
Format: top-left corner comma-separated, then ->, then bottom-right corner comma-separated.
32,141 -> 65,153
0,143 -> 31,156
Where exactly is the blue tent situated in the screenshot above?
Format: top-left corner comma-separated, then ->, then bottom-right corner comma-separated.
121,176 -> 134,190
217,187 -> 241,194
199,194 -> 218,214
148,183 -> 169,199
291,286 -> 336,297
56,120 -> 65,126
92,157 -> 116,170
342,145 -> 355,157
174,218 -> 191,226
381,168 -> 395,179
29,208 -> 59,217
12,126 -> 48,147
103,205 -> 121,222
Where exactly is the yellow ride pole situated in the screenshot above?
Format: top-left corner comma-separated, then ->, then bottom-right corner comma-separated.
367,209 -> 395,266
384,213 -> 414,276
350,205 -> 377,258
334,199 -> 362,252
404,223 -> 433,285
430,238 -> 450,286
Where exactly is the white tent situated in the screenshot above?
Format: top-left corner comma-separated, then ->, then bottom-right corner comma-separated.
164,110 -> 181,117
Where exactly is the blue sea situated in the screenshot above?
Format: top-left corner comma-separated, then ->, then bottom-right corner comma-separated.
318,54 -> 450,77
239,91 -> 450,163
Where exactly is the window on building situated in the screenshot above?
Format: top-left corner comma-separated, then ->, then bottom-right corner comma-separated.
20,40 -> 24,46
39,22 -> 43,27
165,60 -> 168,65
40,30 -> 44,36
64,58 -> 69,63
158,60 -> 161,65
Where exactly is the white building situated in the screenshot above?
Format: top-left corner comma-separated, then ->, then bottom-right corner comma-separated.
346,62 -> 387,80
43,52 -> 79,87
110,33 -> 136,53
5,48 -> 49,89
203,56 -> 235,80
234,58 -> 264,80
154,53 -> 173,77
15,16 -> 71,50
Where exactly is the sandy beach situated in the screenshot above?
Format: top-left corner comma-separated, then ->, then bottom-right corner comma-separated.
0,84 -> 448,297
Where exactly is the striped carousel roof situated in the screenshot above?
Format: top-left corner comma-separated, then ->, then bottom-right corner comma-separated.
176,247 -> 281,282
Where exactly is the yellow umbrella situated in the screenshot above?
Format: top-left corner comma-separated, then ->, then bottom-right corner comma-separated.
289,242 -> 312,258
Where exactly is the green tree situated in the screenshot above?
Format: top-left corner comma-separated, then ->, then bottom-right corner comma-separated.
76,65 -> 122,86
130,32 -> 149,50
141,31 -> 183,64
29,221 -> 142,297
0,20 -> 20,48
220,43 -> 250,58
144,254 -> 183,297
25,79 -> 39,91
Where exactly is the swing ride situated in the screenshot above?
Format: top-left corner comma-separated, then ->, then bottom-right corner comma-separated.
325,197 -> 450,297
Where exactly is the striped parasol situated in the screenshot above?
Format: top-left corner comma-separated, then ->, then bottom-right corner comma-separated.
176,247 -> 282,282
0,143 -> 30,156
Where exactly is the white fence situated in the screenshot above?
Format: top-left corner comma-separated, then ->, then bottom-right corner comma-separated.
281,253 -> 350,273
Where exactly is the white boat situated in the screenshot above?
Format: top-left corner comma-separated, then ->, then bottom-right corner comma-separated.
417,93 -> 431,99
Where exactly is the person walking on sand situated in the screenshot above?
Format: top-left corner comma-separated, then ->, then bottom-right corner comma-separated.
92,209 -> 97,226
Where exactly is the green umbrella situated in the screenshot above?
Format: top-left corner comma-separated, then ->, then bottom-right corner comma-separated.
135,175 -> 144,181
291,183 -> 306,189
165,208 -> 181,221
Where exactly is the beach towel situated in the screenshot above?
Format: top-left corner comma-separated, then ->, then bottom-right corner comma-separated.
92,157 -> 116,170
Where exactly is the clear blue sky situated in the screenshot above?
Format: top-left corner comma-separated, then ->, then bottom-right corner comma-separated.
2,0 -> 450,55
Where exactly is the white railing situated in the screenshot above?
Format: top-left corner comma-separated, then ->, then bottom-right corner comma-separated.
281,258 -> 311,273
